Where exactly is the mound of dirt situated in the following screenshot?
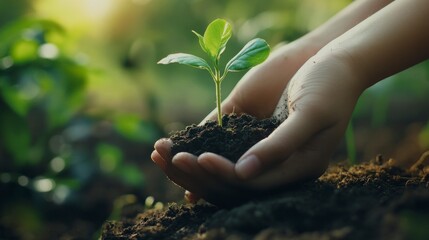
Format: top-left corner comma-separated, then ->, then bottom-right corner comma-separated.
101,158 -> 429,240
170,113 -> 280,163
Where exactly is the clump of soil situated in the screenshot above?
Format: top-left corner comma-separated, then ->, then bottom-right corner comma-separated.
101,158 -> 429,240
170,113 -> 280,162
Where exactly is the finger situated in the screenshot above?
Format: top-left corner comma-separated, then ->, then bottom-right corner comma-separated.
154,138 -> 173,161
153,141 -> 210,194
172,152 -> 200,174
235,109 -> 333,179
151,153 -> 196,192
173,152 -> 235,192
172,152 -> 247,205
151,150 -> 167,171
197,152 -> 238,182
185,191 -> 202,204
246,127 -> 338,189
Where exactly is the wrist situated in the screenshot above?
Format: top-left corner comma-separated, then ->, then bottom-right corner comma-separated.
310,50 -> 368,100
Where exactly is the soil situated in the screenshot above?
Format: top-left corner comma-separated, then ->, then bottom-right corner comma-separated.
101,113 -> 429,240
170,113 -> 280,163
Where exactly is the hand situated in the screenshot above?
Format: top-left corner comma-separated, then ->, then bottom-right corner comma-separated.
152,43 -> 315,205
152,45 -> 364,206
233,51 -> 365,182
152,139 -> 261,206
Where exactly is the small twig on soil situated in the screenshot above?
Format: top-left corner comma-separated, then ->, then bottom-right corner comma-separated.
410,150 -> 429,171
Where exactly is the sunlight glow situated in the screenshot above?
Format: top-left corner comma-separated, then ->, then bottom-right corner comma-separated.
38,43 -> 59,59
33,178 -> 56,192
0,56 -> 13,70
83,0 -> 116,22
34,0 -> 117,33
154,202 -> 164,210
50,157 -> 66,173
17,176 -> 29,186
53,185 -> 71,204
145,196 -> 155,207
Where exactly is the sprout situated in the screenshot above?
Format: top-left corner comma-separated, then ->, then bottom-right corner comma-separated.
158,19 -> 270,126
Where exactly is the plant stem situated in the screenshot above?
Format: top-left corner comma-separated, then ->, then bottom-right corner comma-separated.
215,80 -> 222,127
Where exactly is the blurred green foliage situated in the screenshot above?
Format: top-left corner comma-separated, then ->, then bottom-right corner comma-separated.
0,19 -> 85,165
0,18 -> 160,239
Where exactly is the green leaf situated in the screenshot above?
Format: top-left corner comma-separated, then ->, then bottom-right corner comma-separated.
226,38 -> 270,72
203,19 -> 232,61
158,53 -> 210,70
192,30 -> 208,54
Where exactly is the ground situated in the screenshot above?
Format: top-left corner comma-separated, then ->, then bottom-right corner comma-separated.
101,158 -> 429,240
101,114 -> 429,240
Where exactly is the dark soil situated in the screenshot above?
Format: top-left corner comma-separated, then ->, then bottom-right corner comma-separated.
101,113 -> 429,239
101,158 -> 429,240
170,113 -> 280,163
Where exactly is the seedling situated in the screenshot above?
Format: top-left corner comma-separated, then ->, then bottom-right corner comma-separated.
158,18 -> 270,127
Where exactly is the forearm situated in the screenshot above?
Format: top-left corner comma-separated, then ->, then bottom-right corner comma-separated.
297,0 -> 393,55
321,0 -> 429,89
223,0 -> 394,118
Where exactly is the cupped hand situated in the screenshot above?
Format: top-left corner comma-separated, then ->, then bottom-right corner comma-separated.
152,44 -> 365,206
232,51 -> 366,183
152,139 -> 261,206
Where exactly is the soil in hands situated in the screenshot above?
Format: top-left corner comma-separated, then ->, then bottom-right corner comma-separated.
101,157 -> 429,240
169,113 -> 280,163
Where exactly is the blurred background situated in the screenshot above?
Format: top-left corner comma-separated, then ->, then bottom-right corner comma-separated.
1,0 -> 429,239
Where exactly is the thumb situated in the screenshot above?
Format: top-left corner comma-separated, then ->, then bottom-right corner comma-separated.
234,109 -> 332,179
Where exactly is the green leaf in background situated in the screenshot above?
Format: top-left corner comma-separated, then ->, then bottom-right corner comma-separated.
0,19 -> 64,57
226,38 -> 270,72
0,113 -> 31,165
113,114 -> 160,143
96,143 -> 144,187
0,76 -> 32,116
157,53 -> 210,70
10,39 -> 38,63
115,164 -> 145,188
202,18 -> 232,61
97,143 -> 123,173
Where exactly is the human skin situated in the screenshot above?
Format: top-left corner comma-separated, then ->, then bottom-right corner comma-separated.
152,0 -> 429,206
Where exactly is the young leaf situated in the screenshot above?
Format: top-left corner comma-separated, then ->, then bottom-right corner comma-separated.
158,53 -> 210,70
203,19 -> 232,61
226,38 -> 270,72
192,30 -> 208,54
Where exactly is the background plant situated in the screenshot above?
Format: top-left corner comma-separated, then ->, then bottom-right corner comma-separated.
158,18 -> 270,126
0,19 -> 160,239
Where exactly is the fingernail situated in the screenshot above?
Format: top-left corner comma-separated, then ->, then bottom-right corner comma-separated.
235,155 -> 260,179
